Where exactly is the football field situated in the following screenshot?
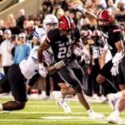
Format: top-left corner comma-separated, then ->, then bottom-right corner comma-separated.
0,97 -> 125,125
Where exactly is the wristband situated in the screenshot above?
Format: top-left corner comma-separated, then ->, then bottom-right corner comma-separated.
54,60 -> 65,69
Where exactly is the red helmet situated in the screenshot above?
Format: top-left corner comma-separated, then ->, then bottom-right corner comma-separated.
97,9 -> 115,29
59,16 -> 75,31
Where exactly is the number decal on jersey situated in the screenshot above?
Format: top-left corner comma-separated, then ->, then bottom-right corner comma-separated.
58,46 -> 72,59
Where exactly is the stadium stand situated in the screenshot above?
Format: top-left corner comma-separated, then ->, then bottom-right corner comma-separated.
0,0 -> 18,12
0,0 -> 43,20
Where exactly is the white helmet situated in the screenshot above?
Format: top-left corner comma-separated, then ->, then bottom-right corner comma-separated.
43,14 -> 58,31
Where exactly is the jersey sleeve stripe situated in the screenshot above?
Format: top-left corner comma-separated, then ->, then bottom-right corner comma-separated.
34,31 -> 39,38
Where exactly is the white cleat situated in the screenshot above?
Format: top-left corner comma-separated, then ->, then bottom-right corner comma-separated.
52,91 -> 72,114
58,99 -> 72,114
107,93 -> 118,110
107,111 -> 122,124
89,111 -> 104,120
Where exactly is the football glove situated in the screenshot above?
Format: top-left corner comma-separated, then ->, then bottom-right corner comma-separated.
110,62 -> 119,76
71,3 -> 87,14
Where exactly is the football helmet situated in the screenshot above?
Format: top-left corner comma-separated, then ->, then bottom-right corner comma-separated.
97,9 -> 115,31
43,14 -> 58,31
59,15 -> 75,31
59,16 -> 75,36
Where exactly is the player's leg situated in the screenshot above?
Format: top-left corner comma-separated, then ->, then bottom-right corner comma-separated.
58,83 -> 76,96
107,90 -> 125,124
59,83 -> 76,113
71,60 -> 104,119
0,101 -> 26,111
51,73 -> 72,113
96,61 -> 113,85
27,73 -> 41,94
0,75 -> 10,94
0,64 -> 27,111
59,61 -> 104,119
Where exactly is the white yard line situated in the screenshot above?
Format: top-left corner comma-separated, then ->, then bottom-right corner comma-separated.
0,116 -> 125,124
0,111 -> 125,115
0,111 -> 89,114
27,105 -> 107,108
0,117 -> 107,124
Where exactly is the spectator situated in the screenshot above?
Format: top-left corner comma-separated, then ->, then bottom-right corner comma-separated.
0,30 -> 3,44
16,9 -> 27,32
5,13 -> 16,29
13,33 -> 31,64
0,19 -> 5,31
0,29 -> 15,75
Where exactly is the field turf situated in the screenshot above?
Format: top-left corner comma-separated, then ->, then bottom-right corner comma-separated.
0,97 -> 125,125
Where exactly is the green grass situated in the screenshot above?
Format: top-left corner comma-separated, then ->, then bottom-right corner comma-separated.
0,97 -> 124,125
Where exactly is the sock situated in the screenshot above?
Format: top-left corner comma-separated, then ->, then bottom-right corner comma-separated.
51,91 -> 62,101
0,104 -> 3,110
87,109 -> 94,114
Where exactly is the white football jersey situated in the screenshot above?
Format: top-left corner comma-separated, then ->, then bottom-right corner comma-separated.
33,27 -> 46,43
19,46 -> 54,80
19,46 -> 39,79
33,27 -> 55,65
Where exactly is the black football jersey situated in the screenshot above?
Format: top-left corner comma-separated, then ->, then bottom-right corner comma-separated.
46,28 -> 80,61
103,24 -> 124,56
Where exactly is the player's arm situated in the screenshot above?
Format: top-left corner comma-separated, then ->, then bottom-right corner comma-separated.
110,39 -> 125,76
115,40 -> 124,53
38,39 -> 50,63
47,64 -> 57,74
112,40 -> 125,63
37,38 -> 51,78
69,3 -> 96,20
38,37 -> 66,77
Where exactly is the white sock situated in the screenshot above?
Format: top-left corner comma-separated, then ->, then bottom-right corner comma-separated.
87,109 -> 93,114
0,104 -> 3,110
51,91 -> 62,101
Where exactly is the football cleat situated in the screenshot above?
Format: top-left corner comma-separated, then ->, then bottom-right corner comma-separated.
89,111 -> 104,120
58,98 -> 72,114
107,93 -> 118,110
107,111 -> 121,124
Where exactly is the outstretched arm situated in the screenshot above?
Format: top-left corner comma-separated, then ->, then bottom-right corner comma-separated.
69,3 -> 96,20
38,39 -> 50,78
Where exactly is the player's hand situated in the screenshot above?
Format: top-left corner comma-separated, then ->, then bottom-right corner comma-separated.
69,3 -> 86,14
93,30 -> 102,37
110,63 -> 119,76
39,63 -> 48,78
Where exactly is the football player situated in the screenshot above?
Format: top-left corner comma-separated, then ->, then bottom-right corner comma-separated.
38,15 -> 104,119
0,46 -> 70,111
33,14 -> 73,113
95,9 -> 125,123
